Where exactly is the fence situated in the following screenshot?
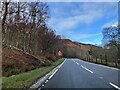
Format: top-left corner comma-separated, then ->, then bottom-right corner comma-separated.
82,55 -> 120,69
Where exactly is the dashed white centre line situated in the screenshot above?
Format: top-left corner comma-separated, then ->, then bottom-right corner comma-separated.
72,60 -> 79,65
99,77 -> 103,79
109,82 -> 120,90
81,65 -> 93,74
73,60 -> 75,63
76,62 -> 79,65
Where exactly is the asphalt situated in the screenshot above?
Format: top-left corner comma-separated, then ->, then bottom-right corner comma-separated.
39,59 -> 120,89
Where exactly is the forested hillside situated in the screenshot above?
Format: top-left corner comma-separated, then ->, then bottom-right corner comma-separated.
2,2 -> 63,76
2,2 -> 63,55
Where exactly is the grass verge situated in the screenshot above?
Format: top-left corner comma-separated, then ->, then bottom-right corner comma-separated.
2,58 -> 64,90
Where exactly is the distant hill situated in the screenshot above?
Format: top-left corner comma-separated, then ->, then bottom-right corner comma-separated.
62,39 -> 99,58
63,39 -> 99,51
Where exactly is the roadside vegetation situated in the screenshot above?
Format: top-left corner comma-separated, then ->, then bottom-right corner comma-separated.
62,25 -> 120,69
1,1 -> 120,90
2,2 -> 63,55
85,25 -> 120,68
2,47 -> 51,77
2,2 -> 64,76
1,2 -> 64,89
2,58 -> 64,89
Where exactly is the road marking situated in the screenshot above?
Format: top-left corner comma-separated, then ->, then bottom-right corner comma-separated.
72,60 -> 79,65
48,69 -> 58,79
45,80 -> 48,84
48,60 -> 66,80
81,65 -> 93,74
76,62 -> 79,65
99,77 -> 103,79
38,87 -> 41,90
72,59 -> 80,65
79,59 -> 119,71
109,82 -> 120,90
72,60 -> 75,63
58,60 -> 66,68
42,84 -> 44,87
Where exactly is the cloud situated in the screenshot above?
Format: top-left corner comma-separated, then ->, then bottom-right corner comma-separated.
76,33 -> 102,39
64,32 -> 102,45
102,21 -> 118,28
70,33 -> 102,45
48,2 -> 117,33
49,9 -> 104,33
58,11 -> 103,30
48,2 -> 117,45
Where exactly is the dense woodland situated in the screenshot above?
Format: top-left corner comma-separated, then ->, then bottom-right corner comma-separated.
1,2 -> 65,76
2,2 -> 63,56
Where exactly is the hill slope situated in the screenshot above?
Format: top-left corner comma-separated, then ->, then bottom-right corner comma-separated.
62,39 -> 99,58
2,47 -> 51,77
63,39 -> 98,50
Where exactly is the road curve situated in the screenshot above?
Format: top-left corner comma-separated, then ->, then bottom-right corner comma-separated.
39,59 -> 119,89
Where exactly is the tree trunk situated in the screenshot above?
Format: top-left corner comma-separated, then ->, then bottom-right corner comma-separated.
2,2 -> 9,34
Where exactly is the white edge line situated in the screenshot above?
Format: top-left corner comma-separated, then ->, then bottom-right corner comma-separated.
40,60 -> 66,89
59,60 -> 66,68
48,60 -> 66,79
48,68 -> 58,79
109,82 -> 120,90
30,60 -> 66,89
38,87 -> 41,90
81,65 -> 93,74
45,80 -> 48,83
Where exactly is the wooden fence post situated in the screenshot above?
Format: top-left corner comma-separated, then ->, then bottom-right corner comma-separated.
105,54 -> 107,65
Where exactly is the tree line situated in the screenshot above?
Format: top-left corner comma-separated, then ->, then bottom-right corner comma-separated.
1,2 -> 63,55
86,24 -> 120,68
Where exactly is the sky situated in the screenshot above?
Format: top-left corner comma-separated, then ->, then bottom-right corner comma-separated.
47,2 -> 118,45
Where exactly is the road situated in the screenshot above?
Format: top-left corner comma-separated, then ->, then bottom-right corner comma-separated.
39,59 -> 120,89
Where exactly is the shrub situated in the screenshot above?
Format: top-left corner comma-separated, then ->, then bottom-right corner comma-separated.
46,54 -> 56,62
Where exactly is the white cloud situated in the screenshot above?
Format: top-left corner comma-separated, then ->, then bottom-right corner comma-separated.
48,2 -> 117,33
64,32 -> 102,45
102,21 -> 118,28
49,9 -> 104,32
76,33 -> 102,39
48,2 -> 117,45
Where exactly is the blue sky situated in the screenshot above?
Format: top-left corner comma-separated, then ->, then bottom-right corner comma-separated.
47,2 -> 118,45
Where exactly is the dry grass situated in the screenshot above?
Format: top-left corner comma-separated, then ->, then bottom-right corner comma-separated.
2,47 -> 51,77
